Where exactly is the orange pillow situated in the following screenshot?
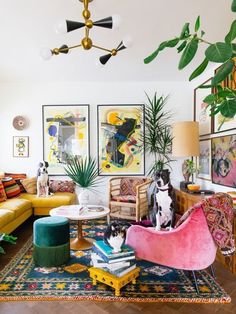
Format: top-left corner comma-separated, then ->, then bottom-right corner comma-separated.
2,177 -> 21,198
21,177 -> 37,194
0,180 -> 7,202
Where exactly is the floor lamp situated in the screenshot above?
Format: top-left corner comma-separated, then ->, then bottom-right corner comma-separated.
172,121 -> 200,190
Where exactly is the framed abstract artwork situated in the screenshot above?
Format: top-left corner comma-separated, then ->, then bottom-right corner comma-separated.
43,105 -> 90,175
196,139 -> 211,181
194,78 -> 213,136
211,134 -> 236,188
13,136 -> 29,157
97,104 -> 145,176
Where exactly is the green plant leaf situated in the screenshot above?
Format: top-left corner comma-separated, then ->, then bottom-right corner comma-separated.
189,58 -> 209,81
177,41 -> 187,53
225,20 -> 236,44
144,38 -> 179,64
201,30 -> 205,37
180,23 -> 190,39
203,94 -> 216,105
198,84 -> 212,89
232,0 -> 236,12
205,42 -> 233,63
178,38 -> 199,70
219,98 -> 236,118
212,59 -> 235,85
195,16 -> 200,32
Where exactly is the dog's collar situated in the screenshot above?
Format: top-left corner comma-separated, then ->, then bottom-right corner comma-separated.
157,182 -> 169,191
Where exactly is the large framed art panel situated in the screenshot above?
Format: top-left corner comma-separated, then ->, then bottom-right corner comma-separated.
43,105 -> 90,175
212,134 -> 236,188
194,78 -> 213,136
97,104 -> 145,176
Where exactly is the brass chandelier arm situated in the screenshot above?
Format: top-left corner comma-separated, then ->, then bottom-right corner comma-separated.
92,44 -> 113,53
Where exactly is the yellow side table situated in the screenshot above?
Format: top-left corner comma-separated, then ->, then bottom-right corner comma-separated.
89,267 -> 140,297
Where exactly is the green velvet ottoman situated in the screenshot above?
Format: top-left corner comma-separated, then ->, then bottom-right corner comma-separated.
33,216 -> 70,267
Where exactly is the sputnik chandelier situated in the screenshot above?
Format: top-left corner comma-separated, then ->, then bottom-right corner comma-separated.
41,0 -> 131,65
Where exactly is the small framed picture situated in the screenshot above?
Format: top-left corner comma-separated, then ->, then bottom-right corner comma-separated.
194,78 -> 213,137
196,139 -> 211,181
13,136 -> 29,157
212,134 -> 236,188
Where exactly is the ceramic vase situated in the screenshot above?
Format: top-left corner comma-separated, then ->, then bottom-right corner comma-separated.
78,188 -> 89,207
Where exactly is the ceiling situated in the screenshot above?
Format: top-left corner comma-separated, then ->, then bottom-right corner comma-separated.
0,0 -> 233,82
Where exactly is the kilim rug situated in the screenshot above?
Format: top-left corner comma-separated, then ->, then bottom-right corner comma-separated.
0,219 -> 231,303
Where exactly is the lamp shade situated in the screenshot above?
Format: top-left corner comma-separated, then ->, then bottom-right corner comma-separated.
172,121 -> 199,157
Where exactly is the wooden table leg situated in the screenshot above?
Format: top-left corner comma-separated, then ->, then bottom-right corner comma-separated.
70,220 -> 94,250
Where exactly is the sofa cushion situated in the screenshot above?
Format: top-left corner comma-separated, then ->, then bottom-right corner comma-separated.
0,180 -> 7,202
111,195 -> 136,204
0,209 -> 15,229
20,192 -> 76,208
0,198 -> 32,218
21,177 -> 37,194
49,180 -> 75,193
2,177 -> 21,198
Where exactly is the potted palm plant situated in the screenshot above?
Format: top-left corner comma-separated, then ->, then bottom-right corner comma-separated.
143,92 -> 174,175
64,156 -> 101,207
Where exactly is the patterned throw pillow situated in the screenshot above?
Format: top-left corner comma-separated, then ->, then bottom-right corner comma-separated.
0,180 -> 7,202
49,180 -> 75,193
2,177 -> 21,198
5,173 -> 27,193
120,178 -> 145,196
21,177 -> 37,194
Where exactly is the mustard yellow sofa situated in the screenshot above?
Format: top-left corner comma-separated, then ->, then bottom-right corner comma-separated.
0,192 -> 76,234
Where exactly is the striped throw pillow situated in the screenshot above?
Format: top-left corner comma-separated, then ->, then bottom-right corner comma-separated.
2,177 -> 21,198
21,177 -> 37,194
5,173 -> 27,193
0,180 -> 7,202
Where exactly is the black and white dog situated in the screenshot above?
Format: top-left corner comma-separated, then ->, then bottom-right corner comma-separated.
150,169 -> 176,231
37,161 -> 50,197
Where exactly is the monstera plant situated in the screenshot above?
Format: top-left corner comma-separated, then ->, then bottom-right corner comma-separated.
144,0 -> 236,128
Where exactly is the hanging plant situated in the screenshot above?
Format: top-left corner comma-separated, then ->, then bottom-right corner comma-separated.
144,1 -> 236,129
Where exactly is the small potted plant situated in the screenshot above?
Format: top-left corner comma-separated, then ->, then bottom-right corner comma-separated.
182,159 -> 198,183
0,233 -> 17,254
64,155 -> 102,207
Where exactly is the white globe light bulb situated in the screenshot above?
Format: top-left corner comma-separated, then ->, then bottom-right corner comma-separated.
112,15 -> 122,30
123,36 -> 133,48
55,20 -> 67,34
40,47 -> 53,61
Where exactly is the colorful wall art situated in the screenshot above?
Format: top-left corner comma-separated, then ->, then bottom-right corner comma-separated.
13,136 -> 29,157
43,105 -> 89,175
212,134 -> 236,188
197,139 -> 211,181
97,105 -> 144,176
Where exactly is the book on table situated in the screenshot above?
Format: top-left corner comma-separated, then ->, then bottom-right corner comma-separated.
92,246 -> 136,264
91,253 -> 131,270
102,263 -> 137,278
93,240 -> 135,258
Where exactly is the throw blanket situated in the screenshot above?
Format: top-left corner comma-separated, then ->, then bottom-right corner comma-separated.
175,193 -> 235,256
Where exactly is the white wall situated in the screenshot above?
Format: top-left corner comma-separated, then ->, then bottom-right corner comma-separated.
0,81 -> 192,205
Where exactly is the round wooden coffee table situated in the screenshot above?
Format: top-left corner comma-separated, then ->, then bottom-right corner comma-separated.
50,205 -> 110,250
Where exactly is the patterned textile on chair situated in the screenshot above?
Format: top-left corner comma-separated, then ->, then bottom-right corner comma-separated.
111,178 -> 145,204
120,178 -> 145,196
175,193 -> 235,256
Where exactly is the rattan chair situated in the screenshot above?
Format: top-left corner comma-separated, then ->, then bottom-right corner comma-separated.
108,177 -> 153,221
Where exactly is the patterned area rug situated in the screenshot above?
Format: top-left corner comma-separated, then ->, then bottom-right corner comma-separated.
0,219 -> 231,303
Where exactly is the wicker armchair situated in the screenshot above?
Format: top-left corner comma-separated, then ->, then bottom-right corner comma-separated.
108,177 -> 153,221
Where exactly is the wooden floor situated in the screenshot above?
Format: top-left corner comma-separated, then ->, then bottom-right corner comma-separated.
0,218 -> 236,314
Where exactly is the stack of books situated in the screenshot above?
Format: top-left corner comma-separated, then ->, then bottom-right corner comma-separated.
91,240 -> 136,277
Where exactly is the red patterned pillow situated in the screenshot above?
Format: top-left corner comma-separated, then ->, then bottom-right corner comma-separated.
120,178 -> 145,196
0,180 -> 7,202
49,180 -> 75,193
5,173 -> 27,193
2,177 -> 21,198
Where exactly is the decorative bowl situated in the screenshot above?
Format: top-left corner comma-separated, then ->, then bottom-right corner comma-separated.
187,184 -> 200,191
